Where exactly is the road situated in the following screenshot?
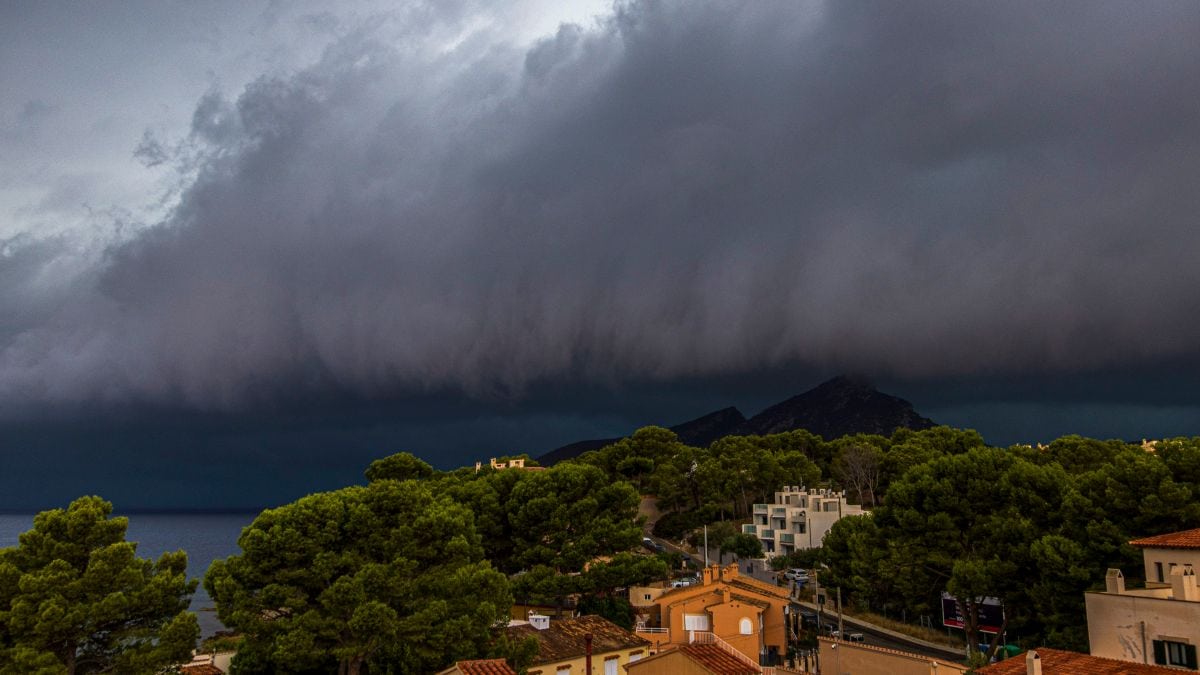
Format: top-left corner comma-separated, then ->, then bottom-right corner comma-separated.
644,534 -> 965,662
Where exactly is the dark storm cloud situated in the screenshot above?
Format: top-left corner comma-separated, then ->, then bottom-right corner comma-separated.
3,0 -> 1200,411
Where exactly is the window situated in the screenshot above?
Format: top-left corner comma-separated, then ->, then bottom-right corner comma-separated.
604,657 -> 619,675
644,594 -> 651,601
629,652 -> 643,662
794,522 -> 806,534
1156,562 -> 1165,583
556,667 -> 571,675
1153,640 -> 1198,669
684,613 -> 710,631
740,617 -> 754,635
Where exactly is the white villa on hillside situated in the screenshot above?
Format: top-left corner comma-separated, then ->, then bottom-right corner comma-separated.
742,486 -> 864,556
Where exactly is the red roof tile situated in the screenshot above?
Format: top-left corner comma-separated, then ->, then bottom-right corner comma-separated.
976,648 -> 1184,675
503,614 -> 650,665
180,666 -> 223,675
678,643 -> 760,675
455,659 -> 518,675
1129,528 -> 1200,550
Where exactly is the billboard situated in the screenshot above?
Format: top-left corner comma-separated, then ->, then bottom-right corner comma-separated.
941,592 -> 1004,634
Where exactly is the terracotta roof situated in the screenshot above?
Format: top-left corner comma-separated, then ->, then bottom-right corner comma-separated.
976,648 -> 1184,675
728,575 -> 790,599
454,659 -> 517,675
1129,528 -> 1200,550
677,644 -> 760,674
180,666 -> 223,675
503,614 -> 650,665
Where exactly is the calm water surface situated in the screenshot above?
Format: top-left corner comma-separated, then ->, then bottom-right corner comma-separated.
0,511 -> 256,638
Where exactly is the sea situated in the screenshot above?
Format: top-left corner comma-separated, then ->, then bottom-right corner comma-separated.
0,511 -> 257,638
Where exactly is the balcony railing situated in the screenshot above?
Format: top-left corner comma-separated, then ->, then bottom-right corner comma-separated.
689,632 -> 762,671
759,529 -> 775,538
753,504 -> 769,514
742,524 -> 757,535
772,507 -> 787,515
779,533 -> 794,544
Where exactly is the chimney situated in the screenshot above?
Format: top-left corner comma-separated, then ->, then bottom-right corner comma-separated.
722,587 -> 731,605
1026,650 -> 1042,675
1105,568 -> 1125,594
529,614 -> 551,630
723,563 -> 739,581
1172,566 -> 1200,601
585,633 -> 593,675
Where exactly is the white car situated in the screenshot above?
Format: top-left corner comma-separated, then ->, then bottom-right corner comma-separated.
783,568 -> 809,582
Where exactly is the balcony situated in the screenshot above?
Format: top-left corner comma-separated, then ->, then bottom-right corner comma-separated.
760,529 -> 775,539
772,507 -> 787,516
742,524 -> 757,535
779,533 -> 795,544
753,504 -> 769,515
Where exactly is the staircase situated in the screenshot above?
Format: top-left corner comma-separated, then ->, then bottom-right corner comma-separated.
688,631 -> 783,674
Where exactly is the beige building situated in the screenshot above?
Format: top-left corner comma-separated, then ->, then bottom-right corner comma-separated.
742,487 -> 864,556
1085,528 -> 1200,670
630,563 -> 791,666
814,637 -> 968,675
503,614 -> 650,675
475,457 -> 545,472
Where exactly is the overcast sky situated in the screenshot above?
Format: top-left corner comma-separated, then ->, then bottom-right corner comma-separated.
3,0 -> 1200,509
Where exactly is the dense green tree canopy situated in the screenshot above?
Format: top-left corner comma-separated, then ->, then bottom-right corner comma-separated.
205,480 -> 511,675
0,496 -> 198,675
364,451 -> 437,482
822,435 -> 1200,655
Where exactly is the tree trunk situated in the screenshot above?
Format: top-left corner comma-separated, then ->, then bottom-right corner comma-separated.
984,615 -> 1009,662
347,656 -> 365,675
63,643 -> 77,675
963,598 -> 979,661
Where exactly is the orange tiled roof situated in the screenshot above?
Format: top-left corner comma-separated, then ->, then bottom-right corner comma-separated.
455,659 -> 517,675
503,614 -> 650,664
976,648 -> 1184,675
1129,528 -> 1200,550
677,644 -> 760,674
180,665 -> 223,675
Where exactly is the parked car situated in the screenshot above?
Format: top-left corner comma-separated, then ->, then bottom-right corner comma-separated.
642,537 -> 656,551
670,576 -> 698,588
783,568 -> 809,582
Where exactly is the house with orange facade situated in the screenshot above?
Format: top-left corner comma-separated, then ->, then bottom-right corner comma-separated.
630,563 -> 792,667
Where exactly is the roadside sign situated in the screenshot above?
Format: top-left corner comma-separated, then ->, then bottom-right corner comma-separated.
941,592 -> 1004,634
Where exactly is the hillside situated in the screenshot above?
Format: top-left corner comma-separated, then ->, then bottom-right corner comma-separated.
736,375 -> 935,439
537,376 -> 935,465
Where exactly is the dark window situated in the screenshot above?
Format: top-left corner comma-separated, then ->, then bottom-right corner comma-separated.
1156,562 -> 1164,582
1153,640 -> 1197,669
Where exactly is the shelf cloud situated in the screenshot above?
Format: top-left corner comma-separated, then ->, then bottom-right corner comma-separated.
3,0 -> 1200,413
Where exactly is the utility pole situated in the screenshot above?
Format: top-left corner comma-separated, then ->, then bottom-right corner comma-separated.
837,587 -> 844,639
813,571 -> 822,635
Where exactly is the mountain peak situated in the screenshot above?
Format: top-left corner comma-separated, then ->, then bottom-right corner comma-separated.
737,376 -> 934,439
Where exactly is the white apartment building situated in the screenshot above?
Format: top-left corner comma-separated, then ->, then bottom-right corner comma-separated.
742,486 -> 864,556
1085,528 -> 1200,670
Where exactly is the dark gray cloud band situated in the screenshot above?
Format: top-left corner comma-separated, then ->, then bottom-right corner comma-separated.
3,0 -> 1200,412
